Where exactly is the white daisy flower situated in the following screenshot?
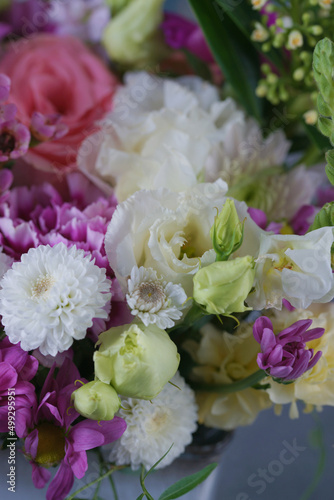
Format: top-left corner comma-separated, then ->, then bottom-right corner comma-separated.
126,266 -> 187,329
108,372 -> 198,470
0,243 -> 111,356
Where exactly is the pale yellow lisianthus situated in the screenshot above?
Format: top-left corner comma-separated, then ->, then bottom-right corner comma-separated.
72,380 -> 121,420
183,323 -> 271,430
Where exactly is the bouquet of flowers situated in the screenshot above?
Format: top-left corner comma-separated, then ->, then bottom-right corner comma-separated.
1,0 -> 334,499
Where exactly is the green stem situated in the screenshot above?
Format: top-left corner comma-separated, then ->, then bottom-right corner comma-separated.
66,465 -> 126,500
96,448 -> 120,500
290,0 -> 300,24
190,369 -> 267,394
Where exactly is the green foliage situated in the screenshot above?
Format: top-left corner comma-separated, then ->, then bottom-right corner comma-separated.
308,202 -> 334,232
158,463 -> 218,500
313,38 -> 334,184
188,0 -> 263,121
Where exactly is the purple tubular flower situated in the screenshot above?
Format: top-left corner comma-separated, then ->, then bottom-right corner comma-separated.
30,112 -> 69,142
22,359 -> 126,500
0,119 -> 30,161
253,316 -> 324,381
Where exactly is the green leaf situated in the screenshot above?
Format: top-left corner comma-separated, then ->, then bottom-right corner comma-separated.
326,149 -> 334,185
308,202 -> 334,231
214,0 -> 283,70
188,0 -> 263,121
158,463 -> 218,500
313,38 -> 334,115
317,93 -> 331,117
302,121 -> 331,152
183,49 -> 212,82
318,116 -> 334,142
135,495 -> 145,500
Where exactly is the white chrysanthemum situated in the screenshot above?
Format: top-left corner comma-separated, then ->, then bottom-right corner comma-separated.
126,266 -> 187,329
108,372 -> 198,470
0,243 -> 111,356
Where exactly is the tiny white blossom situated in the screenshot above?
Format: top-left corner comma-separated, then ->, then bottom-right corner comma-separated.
319,0 -> 333,10
251,22 -> 269,42
108,372 -> 198,470
286,30 -> 303,50
251,0 -> 267,9
0,243 -> 111,356
126,266 -> 187,329
303,110 -> 318,125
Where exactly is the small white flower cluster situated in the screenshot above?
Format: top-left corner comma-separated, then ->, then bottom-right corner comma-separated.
108,372 -> 198,470
0,243 -> 111,356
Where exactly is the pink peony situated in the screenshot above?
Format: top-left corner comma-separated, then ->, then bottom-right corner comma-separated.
0,34 -> 118,172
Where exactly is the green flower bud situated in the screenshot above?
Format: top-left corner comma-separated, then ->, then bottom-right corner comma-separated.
193,256 -> 255,315
102,0 -> 168,68
309,25 -> 323,36
210,199 -> 244,261
72,381 -> 121,421
256,84 -> 268,98
94,323 -> 180,400
293,68 -> 305,81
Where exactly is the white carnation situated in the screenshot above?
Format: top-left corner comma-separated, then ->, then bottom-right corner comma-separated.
126,266 -> 187,329
108,372 -> 198,470
0,243 -> 111,356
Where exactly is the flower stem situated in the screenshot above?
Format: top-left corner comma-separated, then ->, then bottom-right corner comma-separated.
190,369 -> 267,394
66,464 -> 126,500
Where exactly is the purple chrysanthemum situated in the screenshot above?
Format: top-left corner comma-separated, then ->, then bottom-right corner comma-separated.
253,316 -> 324,381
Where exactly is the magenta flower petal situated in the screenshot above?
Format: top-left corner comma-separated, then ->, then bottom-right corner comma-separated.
253,316 -> 274,343
248,207 -> 267,229
0,103 -> 17,123
307,350 -> 322,370
0,361 -> 18,390
267,344 -> 283,366
66,448 -> 88,479
31,462 -> 51,489
270,365 -> 293,378
46,462 -> 74,500
24,428 -> 39,460
0,74 -> 10,103
69,425 -> 105,452
259,327 -> 277,352
302,327 -> 326,342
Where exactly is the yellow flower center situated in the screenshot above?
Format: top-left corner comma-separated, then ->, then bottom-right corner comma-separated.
31,274 -> 54,299
34,422 -> 66,466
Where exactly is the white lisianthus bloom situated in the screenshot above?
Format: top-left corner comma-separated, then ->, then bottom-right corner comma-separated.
183,323 -> 272,430
247,227 -> 334,310
0,243 -> 111,356
126,266 -> 187,328
105,181 -> 262,296
76,72 -> 319,222
108,372 -> 198,470
263,304 -> 334,418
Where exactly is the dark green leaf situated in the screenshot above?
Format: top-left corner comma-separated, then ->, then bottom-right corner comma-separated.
183,50 -> 213,82
326,149 -> 334,185
317,94 -> 331,117
308,202 -> 334,231
158,463 -> 218,500
188,0 -> 262,121
214,0 -> 284,70
318,116 -> 334,141
144,445 -> 174,479
135,495 -> 145,500
302,121 -> 331,151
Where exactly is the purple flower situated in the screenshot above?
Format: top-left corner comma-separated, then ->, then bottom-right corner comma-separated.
248,205 -> 315,236
161,12 -> 214,63
30,112 -> 68,142
22,359 -> 126,500
0,119 -> 30,161
0,337 -> 38,437
0,74 -> 10,103
253,317 -> 324,381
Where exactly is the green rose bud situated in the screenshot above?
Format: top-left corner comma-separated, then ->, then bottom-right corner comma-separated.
94,323 -> 180,400
102,0 -> 169,68
210,199 -> 244,261
193,256 -> 255,315
72,381 -> 121,421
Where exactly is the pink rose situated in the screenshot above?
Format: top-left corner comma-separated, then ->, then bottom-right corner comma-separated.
0,34 -> 118,173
